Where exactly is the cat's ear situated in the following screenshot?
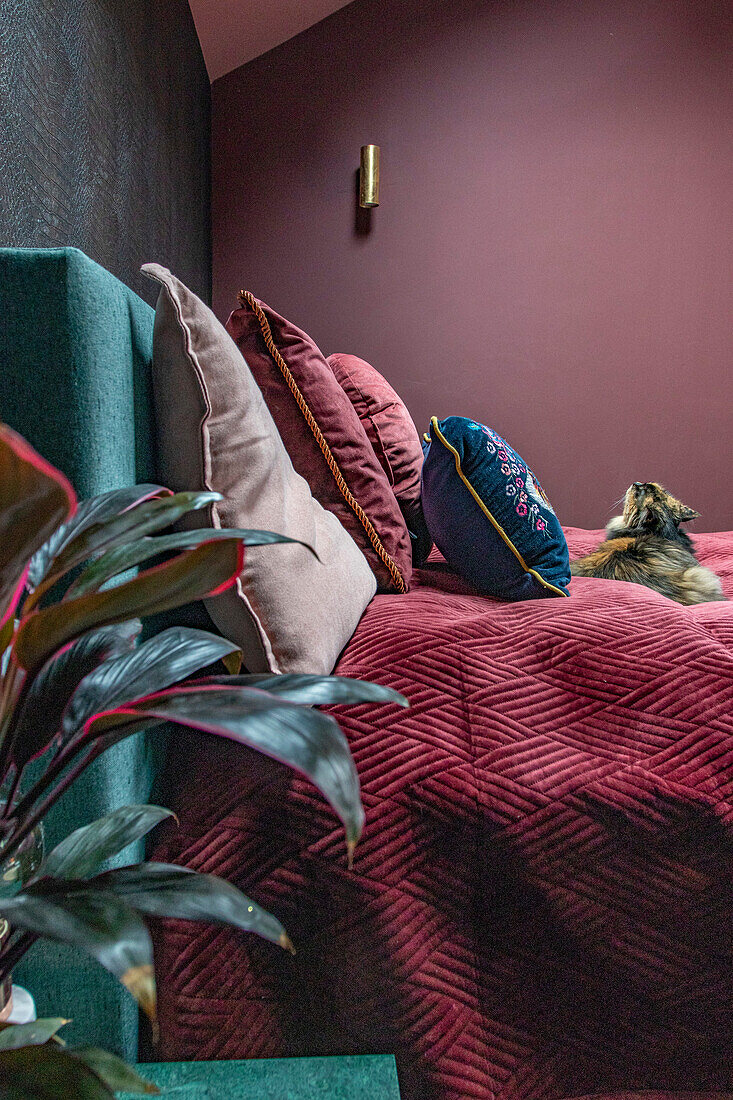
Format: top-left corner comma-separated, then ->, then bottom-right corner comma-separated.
674,503 -> 700,522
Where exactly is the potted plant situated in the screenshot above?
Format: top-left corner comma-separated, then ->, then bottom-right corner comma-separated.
0,424 -> 406,1096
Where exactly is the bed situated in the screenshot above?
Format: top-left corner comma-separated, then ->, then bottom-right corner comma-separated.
2,248 -> 731,1099
152,530 -> 733,1099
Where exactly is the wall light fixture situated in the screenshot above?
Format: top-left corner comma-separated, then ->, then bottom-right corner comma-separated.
359,145 -> 380,208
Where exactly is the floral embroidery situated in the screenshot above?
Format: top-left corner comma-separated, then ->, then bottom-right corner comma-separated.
476,425 -> 556,535
462,419 -> 556,535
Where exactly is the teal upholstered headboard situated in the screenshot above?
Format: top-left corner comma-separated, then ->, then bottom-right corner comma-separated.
0,247 -> 159,1059
1,247 -> 156,495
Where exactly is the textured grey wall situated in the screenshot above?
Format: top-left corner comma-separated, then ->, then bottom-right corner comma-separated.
0,0 -> 210,304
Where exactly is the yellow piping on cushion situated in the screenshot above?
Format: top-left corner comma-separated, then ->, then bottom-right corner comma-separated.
429,416 -> 568,598
238,291 -> 407,593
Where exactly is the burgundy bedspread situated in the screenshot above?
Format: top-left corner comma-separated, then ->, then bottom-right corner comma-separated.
152,529 -> 733,1099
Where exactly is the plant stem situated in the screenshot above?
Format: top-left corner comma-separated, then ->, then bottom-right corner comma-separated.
11,738 -> 80,822
0,931 -> 37,980
0,660 -> 24,771
0,767 -> 20,821
2,746 -> 99,865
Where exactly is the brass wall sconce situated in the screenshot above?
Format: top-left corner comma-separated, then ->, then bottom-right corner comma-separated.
359,145 -> 380,208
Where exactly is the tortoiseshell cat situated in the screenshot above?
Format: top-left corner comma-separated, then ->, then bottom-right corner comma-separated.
571,482 -> 725,605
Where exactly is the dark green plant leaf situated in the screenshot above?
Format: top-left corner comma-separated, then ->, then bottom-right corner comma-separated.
9,622 -> 142,770
14,539 -> 244,674
0,1044 -> 115,1099
44,862 -> 291,952
85,686 -> 364,850
40,806 -> 175,880
27,484 -> 167,590
0,426 -> 76,625
70,1047 -> 159,1095
62,628 -> 241,738
200,673 -> 409,708
25,491 -> 220,611
0,1018 -> 69,1050
0,891 -> 156,1019
69,527 -> 313,598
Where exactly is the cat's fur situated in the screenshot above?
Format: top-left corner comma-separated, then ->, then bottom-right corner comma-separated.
570,482 -> 725,605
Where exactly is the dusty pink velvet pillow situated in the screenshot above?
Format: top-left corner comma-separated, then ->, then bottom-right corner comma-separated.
327,353 -> 422,515
143,264 -> 377,674
328,353 -> 430,565
226,295 -> 411,593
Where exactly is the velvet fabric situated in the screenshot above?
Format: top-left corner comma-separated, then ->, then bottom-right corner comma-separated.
422,416 -> 571,599
144,265 -> 376,674
328,352 -> 431,566
0,247 -> 157,1060
151,528 -> 733,1099
226,298 -> 412,593
564,1095 -> 730,1100
122,1055 -> 401,1098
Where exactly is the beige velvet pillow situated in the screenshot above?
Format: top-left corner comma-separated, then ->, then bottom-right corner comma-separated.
142,263 -> 376,674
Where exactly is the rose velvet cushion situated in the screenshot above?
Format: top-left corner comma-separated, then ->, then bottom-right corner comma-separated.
142,263 -> 377,674
226,295 -> 411,593
421,415 -> 571,600
328,352 -> 432,566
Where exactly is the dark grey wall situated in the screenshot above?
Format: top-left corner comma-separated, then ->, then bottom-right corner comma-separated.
0,0 -> 210,304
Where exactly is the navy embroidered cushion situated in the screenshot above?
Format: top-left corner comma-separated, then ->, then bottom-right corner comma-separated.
421,416 -> 570,600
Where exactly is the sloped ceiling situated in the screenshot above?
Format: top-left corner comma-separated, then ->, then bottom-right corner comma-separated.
188,0 -> 354,81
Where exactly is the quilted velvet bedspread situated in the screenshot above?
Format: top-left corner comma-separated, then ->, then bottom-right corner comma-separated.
152,528 -> 733,1100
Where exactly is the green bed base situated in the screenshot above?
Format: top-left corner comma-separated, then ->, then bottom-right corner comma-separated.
120,1055 -> 402,1098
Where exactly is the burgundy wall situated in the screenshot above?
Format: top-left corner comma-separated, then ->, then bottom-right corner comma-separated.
212,0 -> 733,529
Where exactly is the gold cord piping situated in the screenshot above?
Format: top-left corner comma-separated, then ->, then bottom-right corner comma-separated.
238,291 -> 407,593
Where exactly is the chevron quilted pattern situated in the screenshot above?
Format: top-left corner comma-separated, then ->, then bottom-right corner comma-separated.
152,528 -> 733,1100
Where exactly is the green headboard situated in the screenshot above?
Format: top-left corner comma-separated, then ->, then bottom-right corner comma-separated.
0,246 -> 159,1060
